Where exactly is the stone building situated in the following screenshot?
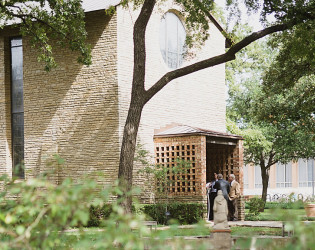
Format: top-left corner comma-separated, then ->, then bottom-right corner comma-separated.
0,0 -> 243,218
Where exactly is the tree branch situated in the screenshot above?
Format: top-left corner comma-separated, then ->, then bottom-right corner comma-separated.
266,151 -> 277,168
131,0 -> 156,99
194,0 -> 233,47
144,22 -> 293,103
12,207 -> 49,245
4,7 -> 73,42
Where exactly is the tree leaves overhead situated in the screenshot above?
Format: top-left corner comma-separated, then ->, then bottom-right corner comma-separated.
0,0 -> 91,71
226,21 -> 315,167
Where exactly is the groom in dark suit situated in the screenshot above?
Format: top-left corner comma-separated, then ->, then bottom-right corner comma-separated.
213,174 -> 230,203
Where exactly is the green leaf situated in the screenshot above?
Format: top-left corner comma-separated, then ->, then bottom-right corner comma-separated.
16,225 -> 25,235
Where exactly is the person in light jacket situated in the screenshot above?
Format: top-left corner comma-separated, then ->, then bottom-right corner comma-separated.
228,174 -> 240,221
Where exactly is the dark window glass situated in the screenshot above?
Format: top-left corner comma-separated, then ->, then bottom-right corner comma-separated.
11,37 -> 24,178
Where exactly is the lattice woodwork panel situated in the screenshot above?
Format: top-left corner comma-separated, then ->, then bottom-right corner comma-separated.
155,143 -> 197,195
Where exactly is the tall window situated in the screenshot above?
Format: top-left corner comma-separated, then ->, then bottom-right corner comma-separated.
299,159 -> 315,187
160,12 -> 186,69
254,165 -> 262,188
11,37 -> 24,178
276,162 -> 292,187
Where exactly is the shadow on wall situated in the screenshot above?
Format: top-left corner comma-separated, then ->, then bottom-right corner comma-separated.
19,11 -> 119,183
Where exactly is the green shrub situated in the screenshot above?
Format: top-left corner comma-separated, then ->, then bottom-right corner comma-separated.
87,204 -> 113,227
142,203 -> 205,225
248,197 -> 265,215
245,200 -> 305,210
264,200 -> 304,209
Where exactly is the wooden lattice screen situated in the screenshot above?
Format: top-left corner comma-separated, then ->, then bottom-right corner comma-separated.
155,143 -> 198,195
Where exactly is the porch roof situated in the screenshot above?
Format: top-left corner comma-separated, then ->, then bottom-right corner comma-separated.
154,125 -> 243,140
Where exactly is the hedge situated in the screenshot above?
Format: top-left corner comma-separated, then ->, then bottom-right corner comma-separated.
245,200 -> 305,210
142,202 -> 206,225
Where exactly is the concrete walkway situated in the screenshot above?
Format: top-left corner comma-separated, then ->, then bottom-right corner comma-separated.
210,220 -> 283,228
158,220 -> 283,230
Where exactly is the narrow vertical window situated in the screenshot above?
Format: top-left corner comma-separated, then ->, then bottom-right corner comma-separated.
11,37 -> 24,178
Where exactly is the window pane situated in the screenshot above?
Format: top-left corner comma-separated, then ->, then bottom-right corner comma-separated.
299,159 -> 307,187
159,17 -> 166,62
160,12 -> 186,69
285,162 -> 292,183
243,164 -> 249,188
12,113 -> 24,178
12,79 -> 24,113
11,46 -> 23,81
254,165 -> 262,188
11,37 -> 24,178
11,38 -> 22,47
276,163 -> 284,182
166,13 -> 178,54
307,159 -> 314,182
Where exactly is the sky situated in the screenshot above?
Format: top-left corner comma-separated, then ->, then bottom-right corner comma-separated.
215,0 -> 266,31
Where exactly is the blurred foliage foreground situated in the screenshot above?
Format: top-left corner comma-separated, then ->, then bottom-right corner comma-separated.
0,165 -> 211,249
0,163 -> 315,249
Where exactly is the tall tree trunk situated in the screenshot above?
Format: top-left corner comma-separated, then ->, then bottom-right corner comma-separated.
118,98 -> 144,213
261,166 -> 269,212
117,0 -> 156,213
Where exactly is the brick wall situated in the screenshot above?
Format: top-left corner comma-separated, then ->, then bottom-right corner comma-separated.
0,11 -> 120,186
0,35 -> 13,177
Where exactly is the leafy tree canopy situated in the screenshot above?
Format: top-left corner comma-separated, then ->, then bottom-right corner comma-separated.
0,0 -> 91,70
227,22 -> 315,166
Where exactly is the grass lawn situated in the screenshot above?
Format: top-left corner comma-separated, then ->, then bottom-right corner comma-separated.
165,226 -> 282,237
45,225 -> 290,249
245,208 -> 306,221
231,226 -> 282,236
63,225 -> 283,238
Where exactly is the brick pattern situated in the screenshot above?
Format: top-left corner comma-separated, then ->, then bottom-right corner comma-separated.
0,12 -> 119,185
0,33 -> 16,177
233,140 -> 244,194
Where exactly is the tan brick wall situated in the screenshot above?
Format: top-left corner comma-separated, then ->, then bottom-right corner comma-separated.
117,3 -> 226,202
0,11 -> 119,185
0,35 -> 13,177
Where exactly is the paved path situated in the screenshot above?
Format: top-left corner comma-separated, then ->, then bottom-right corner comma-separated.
213,220 -> 283,228
157,220 -> 283,230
